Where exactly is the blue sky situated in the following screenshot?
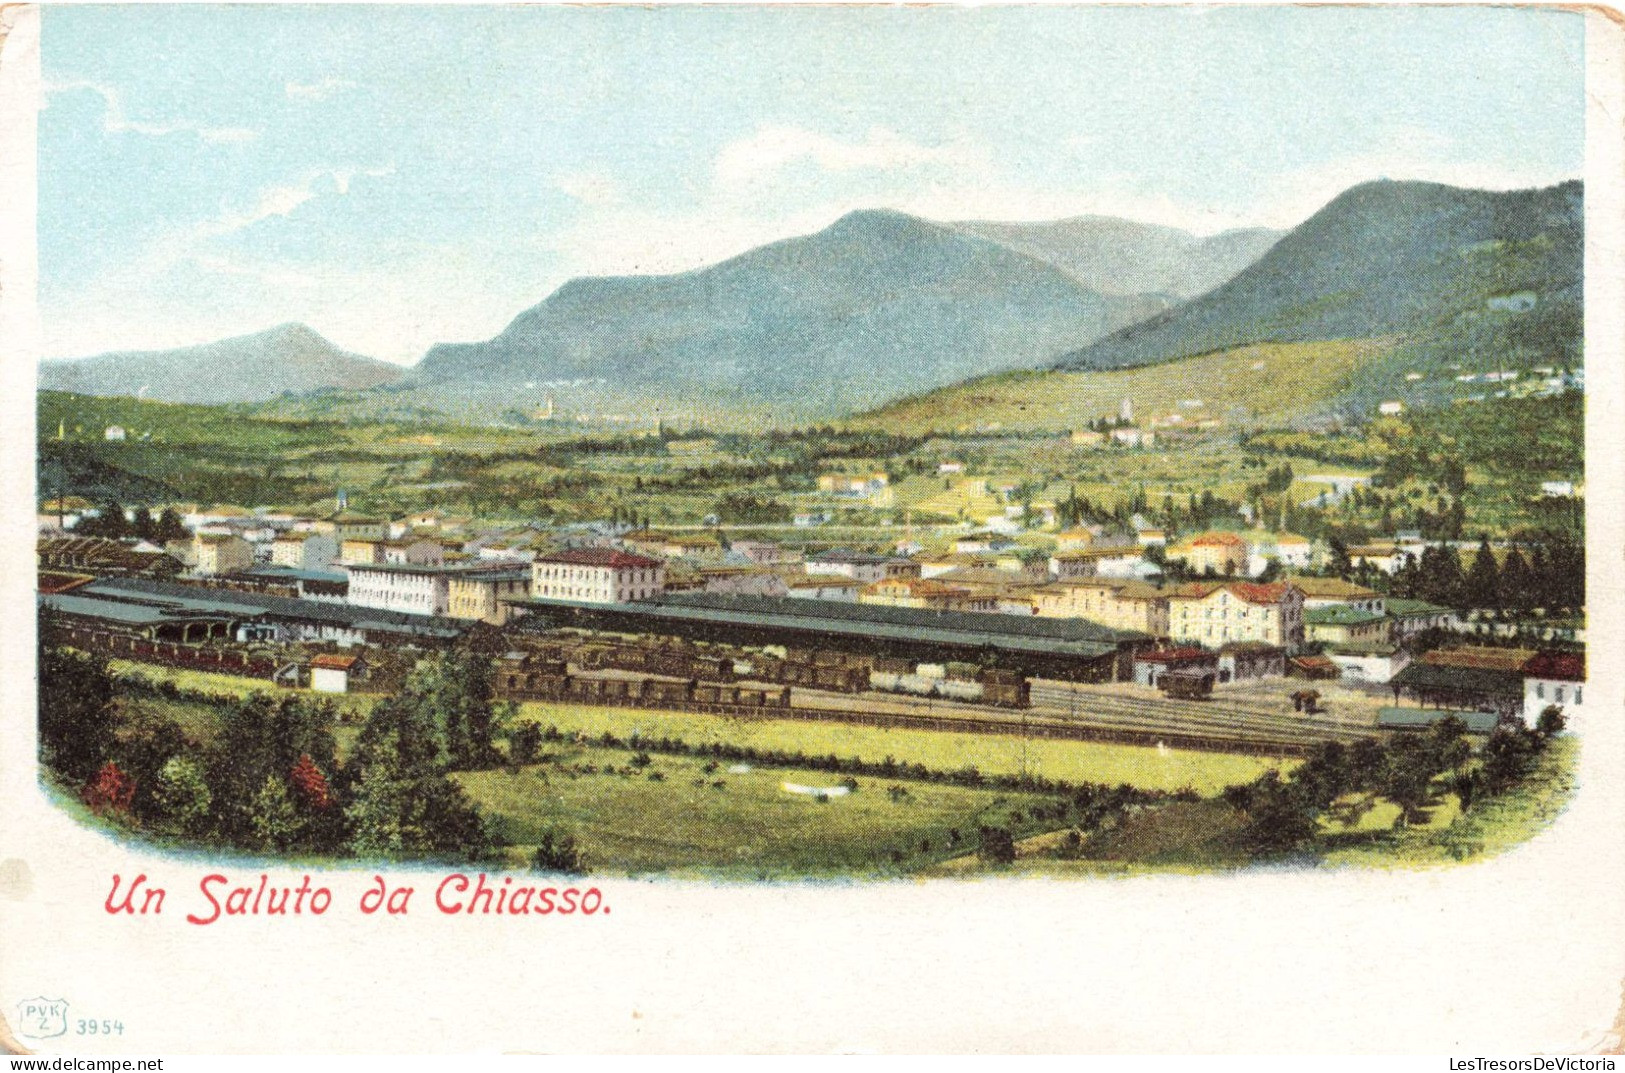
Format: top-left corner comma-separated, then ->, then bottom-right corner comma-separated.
39,4 -> 1585,364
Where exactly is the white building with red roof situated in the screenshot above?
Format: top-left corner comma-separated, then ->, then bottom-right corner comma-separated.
1522,650 -> 1586,730
531,547 -> 665,604
1166,580 -> 1305,651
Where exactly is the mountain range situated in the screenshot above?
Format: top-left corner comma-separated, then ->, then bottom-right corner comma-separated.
38,323 -> 406,405
1055,179 -> 1583,384
38,179 -> 1583,423
410,208 -> 1265,419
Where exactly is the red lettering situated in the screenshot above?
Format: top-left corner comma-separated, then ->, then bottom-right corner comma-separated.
187,875 -> 226,925
436,873 -> 469,913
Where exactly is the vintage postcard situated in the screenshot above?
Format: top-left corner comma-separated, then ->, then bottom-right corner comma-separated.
1,1 -> 1622,1056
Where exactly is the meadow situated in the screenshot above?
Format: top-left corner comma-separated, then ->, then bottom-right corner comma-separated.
459,747 -> 1057,878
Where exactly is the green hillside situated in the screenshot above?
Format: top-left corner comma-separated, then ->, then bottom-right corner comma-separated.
849,339 -> 1391,435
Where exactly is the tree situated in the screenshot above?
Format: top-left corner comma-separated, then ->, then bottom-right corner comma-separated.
1535,704 -> 1567,739
83,761 -> 136,817
345,761 -> 492,860
1380,735 -> 1438,827
37,635 -> 117,785
976,825 -> 1017,865
153,755 -> 213,837
111,710 -> 191,824
131,506 -> 155,541
1327,536 -> 1353,579
248,773 -> 301,852
1344,738 -> 1387,792
1481,725 -> 1537,793
531,827 -> 588,875
1425,715 -> 1472,775
155,507 -> 188,542
508,721 -> 544,766
1499,547 -> 1535,616
1463,539 -> 1501,612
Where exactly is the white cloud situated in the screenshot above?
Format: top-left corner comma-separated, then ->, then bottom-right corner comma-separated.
45,79 -> 257,144
714,125 -> 983,189
554,170 -> 621,207
285,77 -> 357,102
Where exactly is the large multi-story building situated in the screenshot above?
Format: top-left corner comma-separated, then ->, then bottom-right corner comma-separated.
1032,579 -> 1170,637
346,562 -> 456,616
1166,580 -> 1304,651
531,548 -> 664,604
194,533 -> 254,576
270,532 -> 338,571
446,566 -> 532,625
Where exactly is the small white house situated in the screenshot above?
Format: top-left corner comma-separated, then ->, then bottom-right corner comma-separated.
104,425 -> 127,442
310,653 -> 366,694
1378,401 -> 1405,416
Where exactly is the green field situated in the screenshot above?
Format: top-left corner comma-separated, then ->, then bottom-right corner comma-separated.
932,735 -> 1579,877
1319,735 -> 1578,870
100,661 -> 1286,794
511,700 -> 1288,794
460,746 -> 1055,878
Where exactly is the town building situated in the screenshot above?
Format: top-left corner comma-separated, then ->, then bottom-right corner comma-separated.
1179,532 -> 1250,576
1325,645 -> 1411,686
1304,606 -> 1393,647
1347,542 -> 1415,575
447,566 -> 532,625
1132,648 -> 1217,688
1054,528 -> 1097,552
340,538 -> 386,565
732,540 -> 799,567
329,511 -> 388,543
1292,577 -> 1385,615
1521,650 -> 1585,730
782,575 -> 861,602
381,538 -> 446,567
1389,647 -> 1533,720
531,548 -> 665,604
346,562 -> 457,616
696,565 -> 790,598
1383,598 -> 1459,640
804,549 -> 901,584
310,653 -> 367,694
270,532 -> 338,571
1217,642 -> 1287,683
817,472 -> 889,497
1032,579 -> 1170,637
1049,545 -> 1146,581
1246,532 -> 1313,574
1166,580 -> 1305,651
858,577 -> 997,614
193,533 -> 254,577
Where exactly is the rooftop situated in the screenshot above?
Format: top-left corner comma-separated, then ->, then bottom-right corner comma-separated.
74,578 -> 470,639
1291,577 -> 1381,600
536,547 -> 663,569
1522,650 -> 1585,682
1305,606 -> 1388,627
512,591 -> 1143,660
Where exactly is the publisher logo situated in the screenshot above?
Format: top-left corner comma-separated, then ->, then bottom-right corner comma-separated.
15,997 -> 68,1039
